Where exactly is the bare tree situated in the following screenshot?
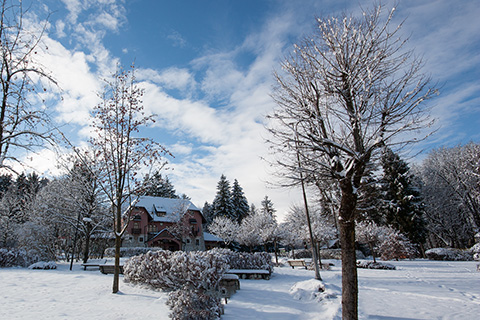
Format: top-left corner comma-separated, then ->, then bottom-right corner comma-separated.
267,5 -> 437,319
88,64 -> 170,293
0,0 -> 56,170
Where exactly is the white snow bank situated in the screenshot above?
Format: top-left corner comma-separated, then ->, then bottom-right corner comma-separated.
28,261 -> 57,269
290,279 -> 338,302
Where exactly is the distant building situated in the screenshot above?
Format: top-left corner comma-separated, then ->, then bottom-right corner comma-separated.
123,196 -> 222,251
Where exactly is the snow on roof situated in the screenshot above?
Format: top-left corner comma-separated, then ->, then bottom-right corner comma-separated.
203,232 -> 223,242
133,196 -> 200,223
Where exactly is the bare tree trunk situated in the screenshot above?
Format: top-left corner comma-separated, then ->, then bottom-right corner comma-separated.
83,233 -> 91,264
112,235 -> 121,293
369,243 -> 376,263
339,181 -> 358,320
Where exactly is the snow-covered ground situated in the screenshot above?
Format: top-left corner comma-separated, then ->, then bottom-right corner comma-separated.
1,258 -> 479,319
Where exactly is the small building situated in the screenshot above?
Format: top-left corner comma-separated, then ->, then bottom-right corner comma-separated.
123,196 -> 221,251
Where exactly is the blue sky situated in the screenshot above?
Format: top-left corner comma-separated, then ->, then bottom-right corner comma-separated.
20,0 -> 480,220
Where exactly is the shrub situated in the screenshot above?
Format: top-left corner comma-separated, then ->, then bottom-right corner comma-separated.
379,231 -> 417,261
124,249 -> 227,320
425,248 -> 473,261
0,249 -> 30,267
289,249 -> 311,259
123,250 -> 229,292
104,247 -> 164,257
469,243 -> 480,261
167,286 -> 223,320
356,260 -> 396,270
209,248 -> 274,273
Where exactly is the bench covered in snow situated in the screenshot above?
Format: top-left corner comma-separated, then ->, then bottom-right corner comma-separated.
81,260 -> 107,271
226,269 -> 271,280
287,259 -> 308,269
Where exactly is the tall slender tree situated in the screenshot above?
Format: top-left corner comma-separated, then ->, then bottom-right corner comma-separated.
0,0 -> 57,171
88,64 -> 170,293
267,5 -> 437,319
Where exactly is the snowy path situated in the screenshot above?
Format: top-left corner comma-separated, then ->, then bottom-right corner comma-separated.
0,259 -> 479,319
223,266 -> 341,319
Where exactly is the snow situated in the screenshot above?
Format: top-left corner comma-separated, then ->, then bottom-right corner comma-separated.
1,258 -> 479,319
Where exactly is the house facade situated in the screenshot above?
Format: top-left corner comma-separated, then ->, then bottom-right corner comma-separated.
123,196 -> 221,251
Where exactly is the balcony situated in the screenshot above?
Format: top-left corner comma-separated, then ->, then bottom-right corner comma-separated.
132,228 -> 141,234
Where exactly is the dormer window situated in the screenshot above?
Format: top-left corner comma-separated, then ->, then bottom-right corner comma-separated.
152,204 -> 166,217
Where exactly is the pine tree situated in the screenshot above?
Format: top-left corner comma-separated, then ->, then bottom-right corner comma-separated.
212,175 -> 234,220
357,166 -> 383,224
144,171 -> 179,198
231,179 -> 249,223
260,195 -> 276,217
202,201 -> 214,227
380,149 -> 426,246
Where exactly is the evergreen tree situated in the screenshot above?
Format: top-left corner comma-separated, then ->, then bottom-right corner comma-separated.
231,179 -> 249,223
260,195 -> 276,217
212,175 -> 234,220
356,166 -> 383,224
202,201 -> 214,227
144,171 -> 179,198
380,149 -> 426,245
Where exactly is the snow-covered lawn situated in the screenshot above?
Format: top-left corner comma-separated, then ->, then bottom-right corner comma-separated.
1,259 -> 479,319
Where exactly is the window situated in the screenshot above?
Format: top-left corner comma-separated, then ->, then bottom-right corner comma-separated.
186,238 -> 191,244
148,224 -> 157,233
139,237 -> 143,242
195,239 -> 200,246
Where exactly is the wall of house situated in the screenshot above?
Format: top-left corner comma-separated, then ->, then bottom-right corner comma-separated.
183,210 -> 206,251
123,207 -> 149,247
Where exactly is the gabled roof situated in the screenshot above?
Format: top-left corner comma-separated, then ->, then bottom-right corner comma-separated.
132,196 -> 202,223
203,232 -> 223,242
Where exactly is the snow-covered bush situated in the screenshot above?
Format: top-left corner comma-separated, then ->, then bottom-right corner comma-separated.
123,249 -> 229,291
104,247 -> 164,257
321,249 -> 365,260
124,249 -> 227,320
425,248 -> 473,261
378,231 -> 417,261
356,260 -> 396,270
28,261 -> 57,269
210,248 -> 274,273
167,286 -> 223,320
469,243 -> 480,261
288,249 -> 311,259
0,248 -> 30,267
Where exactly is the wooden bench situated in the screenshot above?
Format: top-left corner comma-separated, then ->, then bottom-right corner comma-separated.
226,269 -> 271,280
287,259 -> 308,269
81,260 -> 107,271
99,264 -> 124,275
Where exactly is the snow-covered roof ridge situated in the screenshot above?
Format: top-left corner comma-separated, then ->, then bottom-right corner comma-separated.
134,196 -> 201,222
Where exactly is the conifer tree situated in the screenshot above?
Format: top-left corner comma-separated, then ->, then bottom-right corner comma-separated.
212,175 -> 234,220
380,148 -> 426,246
144,171 -> 179,198
202,201 -> 214,227
231,179 -> 249,223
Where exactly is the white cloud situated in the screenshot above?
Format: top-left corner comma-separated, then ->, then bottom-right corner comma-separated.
138,67 -> 196,93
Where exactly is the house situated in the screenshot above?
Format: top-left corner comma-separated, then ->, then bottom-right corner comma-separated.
123,196 -> 222,251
